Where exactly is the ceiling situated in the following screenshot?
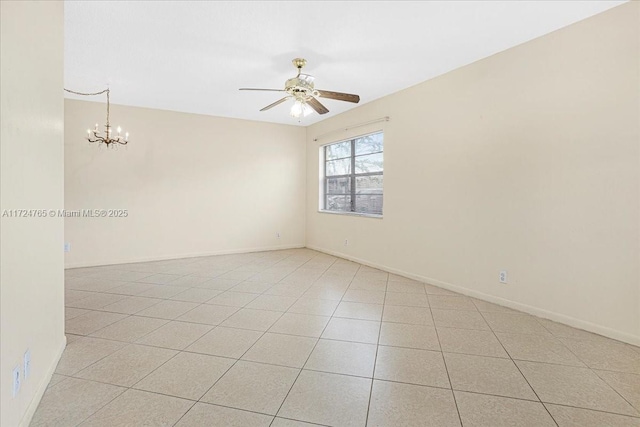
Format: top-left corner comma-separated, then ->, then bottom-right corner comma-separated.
65,1 -> 625,126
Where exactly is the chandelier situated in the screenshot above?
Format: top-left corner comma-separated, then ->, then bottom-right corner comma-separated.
64,87 -> 129,146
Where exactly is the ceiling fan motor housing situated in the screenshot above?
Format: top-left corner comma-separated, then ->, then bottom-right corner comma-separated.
285,74 -> 319,101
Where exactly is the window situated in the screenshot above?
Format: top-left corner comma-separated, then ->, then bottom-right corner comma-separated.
322,131 -> 383,216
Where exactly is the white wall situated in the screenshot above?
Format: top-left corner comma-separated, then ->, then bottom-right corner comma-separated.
305,3 -> 640,345
0,1 -> 66,426
64,100 -> 306,267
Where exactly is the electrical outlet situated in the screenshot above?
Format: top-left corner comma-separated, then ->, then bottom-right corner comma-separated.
24,350 -> 31,380
12,366 -> 20,398
64,242 -> 71,253
499,270 -> 508,284
344,239 -> 348,246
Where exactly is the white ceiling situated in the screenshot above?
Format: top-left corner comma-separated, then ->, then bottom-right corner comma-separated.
65,1 -> 625,126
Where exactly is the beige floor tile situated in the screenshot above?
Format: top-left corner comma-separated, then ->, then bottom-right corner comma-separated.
384,292 -> 429,307
48,374 -> 68,388
202,360 -> 299,415
170,287 -> 222,303
342,289 -> 386,304
305,339 -> 377,377
455,391 -> 556,427
269,313 -> 330,337
482,312 -> 551,335
136,273 -> 183,285
100,296 -> 162,314
103,282 -> 158,296
198,278 -> 243,291
242,333 -> 317,368
65,289 -> 94,305
271,418 -> 320,426
76,343 -> 177,387
31,377 -> 126,427
232,281 -> 275,294
424,284 -> 458,296
516,360 -> 639,415
428,295 -> 477,311
432,308 -> 490,330
55,336 -> 126,375
379,322 -> 440,350
66,310 -> 128,335
302,286 -> 347,301
186,326 -> 262,358
177,303 -> 238,325
438,327 -> 509,358
80,389 -> 192,427
138,284 -> 186,299
471,299 -> 519,313
558,337 -> 640,374
246,295 -> 298,312
496,332 -> 585,366
368,380 -> 460,427
279,370 -> 371,426
220,308 -> 283,331
67,292 -> 126,310
536,318 -> 603,340
321,317 -> 380,344
90,315 -> 168,342
66,277 -> 129,293
288,298 -> 339,316
382,305 -> 433,325
546,404 -> 640,427
334,301 -> 383,321
168,275 -> 213,287
134,352 -> 234,400
594,370 -> 640,411
348,279 -> 387,292
136,300 -> 200,319
176,402 -> 273,427
65,307 -> 90,320
207,291 -> 260,307
136,321 -> 213,350
445,353 -> 537,400
386,281 -> 426,293
375,345 -> 450,388
264,284 -> 309,298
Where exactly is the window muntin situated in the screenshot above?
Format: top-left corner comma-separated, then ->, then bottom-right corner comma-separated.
322,131 -> 383,216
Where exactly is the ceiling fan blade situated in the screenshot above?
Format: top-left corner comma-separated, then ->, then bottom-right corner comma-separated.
317,90 -> 360,104
239,88 -> 285,92
308,97 -> 329,115
260,97 -> 290,112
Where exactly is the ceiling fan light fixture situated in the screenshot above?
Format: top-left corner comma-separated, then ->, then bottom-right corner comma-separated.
290,100 -> 313,118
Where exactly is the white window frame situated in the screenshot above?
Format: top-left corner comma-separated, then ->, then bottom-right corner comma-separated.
319,131 -> 383,218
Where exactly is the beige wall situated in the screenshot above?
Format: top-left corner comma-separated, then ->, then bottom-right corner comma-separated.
306,3 -> 640,345
0,1 -> 66,426
64,101 -> 306,267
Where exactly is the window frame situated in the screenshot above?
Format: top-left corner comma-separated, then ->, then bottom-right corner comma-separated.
319,131 -> 384,218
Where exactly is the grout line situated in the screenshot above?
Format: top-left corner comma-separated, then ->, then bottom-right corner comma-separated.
269,256 -> 343,426
364,269 -> 388,426
474,305 -> 560,427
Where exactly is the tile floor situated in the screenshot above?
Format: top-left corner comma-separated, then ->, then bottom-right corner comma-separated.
33,249 -> 640,426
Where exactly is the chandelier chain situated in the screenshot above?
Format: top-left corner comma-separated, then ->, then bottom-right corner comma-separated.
64,87 -> 127,146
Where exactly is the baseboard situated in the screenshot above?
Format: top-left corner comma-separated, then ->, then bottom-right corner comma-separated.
18,335 -> 67,427
64,244 -> 306,269
307,245 -> 640,347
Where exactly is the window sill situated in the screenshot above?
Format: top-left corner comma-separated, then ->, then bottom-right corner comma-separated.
318,210 -> 383,219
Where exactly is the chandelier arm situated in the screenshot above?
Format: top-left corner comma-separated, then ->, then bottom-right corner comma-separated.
63,88 -> 109,97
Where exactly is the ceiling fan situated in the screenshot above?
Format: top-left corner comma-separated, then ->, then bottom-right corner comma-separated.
240,58 -> 360,118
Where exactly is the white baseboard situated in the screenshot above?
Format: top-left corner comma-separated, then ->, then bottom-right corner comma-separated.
19,335 -> 67,427
64,244 -> 306,269
307,245 -> 640,347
